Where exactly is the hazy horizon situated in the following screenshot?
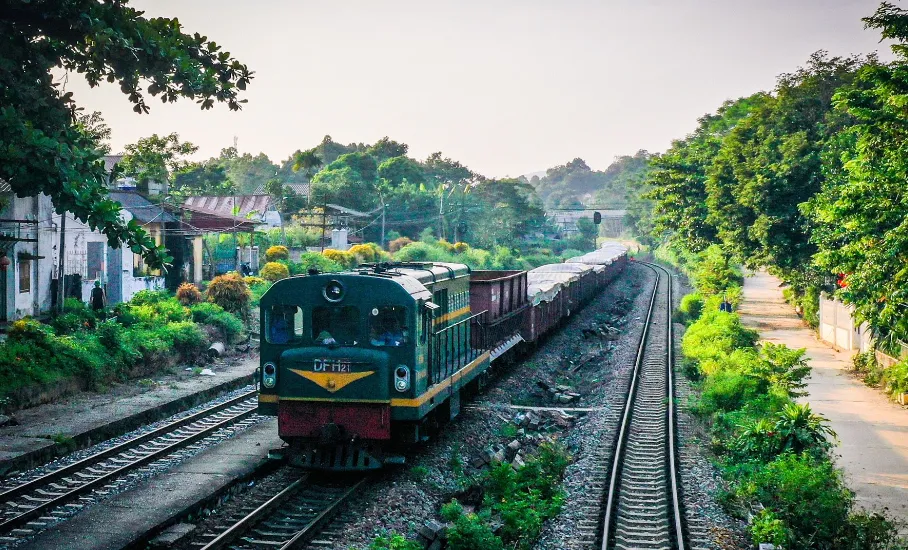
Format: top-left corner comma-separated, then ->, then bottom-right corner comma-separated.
64,0 -> 893,177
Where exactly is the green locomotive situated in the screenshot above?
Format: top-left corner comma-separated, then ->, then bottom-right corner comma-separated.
257,262 -> 491,469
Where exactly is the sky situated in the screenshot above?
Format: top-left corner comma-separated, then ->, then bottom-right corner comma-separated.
66,0 -> 894,178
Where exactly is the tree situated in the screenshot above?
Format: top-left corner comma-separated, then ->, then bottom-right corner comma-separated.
218,150 -> 278,194
172,162 -> 234,197
75,111 -> 112,155
366,137 -> 409,162
291,148 -> 324,181
576,217 -> 599,249
120,133 -> 198,193
645,95 -> 763,253
310,152 -> 379,212
804,3 -> 908,348
1,0 -> 251,268
378,156 -> 426,189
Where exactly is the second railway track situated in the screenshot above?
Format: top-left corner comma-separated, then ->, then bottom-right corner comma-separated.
0,388 -> 260,545
599,261 -> 685,550
189,473 -> 366,550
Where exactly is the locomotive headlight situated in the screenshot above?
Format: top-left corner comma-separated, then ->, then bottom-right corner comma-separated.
323,280 -> 345,302
263,362 -> 277,388
394,365 -> 411,392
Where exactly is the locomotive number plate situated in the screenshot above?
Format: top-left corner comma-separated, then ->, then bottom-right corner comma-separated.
312,359 -> 352,373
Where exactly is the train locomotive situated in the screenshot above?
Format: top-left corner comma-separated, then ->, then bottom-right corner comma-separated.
256,243 -> 627,470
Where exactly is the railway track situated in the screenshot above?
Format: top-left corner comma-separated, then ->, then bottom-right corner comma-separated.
191,473 -> 367,550
598,261 -> 685,550
0,389 -> 260,543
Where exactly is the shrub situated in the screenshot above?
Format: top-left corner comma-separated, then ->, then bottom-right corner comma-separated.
8,318 -> 54,345
176,282 -> 203,306
289,252 -> 344,275
682,309 -> 758,366
453,241 -> 469,253
678,293 -> 704,323
395,242 -> 454,263
388,236 -> 413,253
751,509 -> 788,547
161,321 -> 206,354
190,303 -> 245,341
737,453 -> 852,547
368,534 -> 422,550
259,261 -> 290,282
437,239 -> 456,253
207,272 -> 251,317
264,245 -> 290,262
129,289 -> 172,305
348,243 -> 379,263
441,501 -> 504,550
243,276 -> 267,287
322,248 -> 355,268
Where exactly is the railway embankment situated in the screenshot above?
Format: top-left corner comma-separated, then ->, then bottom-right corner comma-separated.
738,271 -> 908,529
0,354 -> 257,476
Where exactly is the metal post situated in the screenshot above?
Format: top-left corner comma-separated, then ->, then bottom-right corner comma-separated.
57,211 -> 66,314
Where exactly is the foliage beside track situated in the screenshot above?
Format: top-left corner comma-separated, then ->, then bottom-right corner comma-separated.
676,265 -> 903,547
0,290 -> 245,410
368,442 -> 571,550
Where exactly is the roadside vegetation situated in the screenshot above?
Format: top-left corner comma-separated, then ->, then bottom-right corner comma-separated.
369,442 -> 571,550
670,251 -> 905,549
0,287 -> 245,411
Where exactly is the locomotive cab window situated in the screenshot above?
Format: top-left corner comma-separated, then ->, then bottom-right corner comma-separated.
265,305 -> 304,344
312,306 -> 360,345
370,306 -> 409,347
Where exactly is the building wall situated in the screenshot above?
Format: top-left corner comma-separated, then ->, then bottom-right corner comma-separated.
1,195 -> 56,321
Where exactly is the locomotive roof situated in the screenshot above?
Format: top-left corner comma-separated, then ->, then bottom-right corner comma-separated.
336,261 -> 470,300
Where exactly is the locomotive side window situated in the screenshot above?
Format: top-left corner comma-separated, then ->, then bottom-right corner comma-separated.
312,306 -> 360,345
265,305 -> 304,344
370,306 -> 409,347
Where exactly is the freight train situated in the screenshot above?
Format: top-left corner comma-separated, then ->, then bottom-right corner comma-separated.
256,242 -> 627,470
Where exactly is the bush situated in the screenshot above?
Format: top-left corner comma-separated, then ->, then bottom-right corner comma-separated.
453,241 -> 469,253
207,272 -> 251,317
678,293 -> 704,324
243,276 -> 267,287
259,261 -> 290,282
190,303 -> 245,342
441,501 -> 504,550
737,453 -> 852,547
348,243 -> 380,263
388,236 -> 413,253
176,282 -> 203,306
368,534 -> 422,550
264,245 -> 290,262
322,248 -> 355,268
160,321 -> 206,354
288,252 -> 344,275
692,244 -> 742,296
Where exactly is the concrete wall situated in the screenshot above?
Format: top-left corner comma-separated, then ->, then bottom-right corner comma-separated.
0,195 -> 56,321
818,293 -> 870,352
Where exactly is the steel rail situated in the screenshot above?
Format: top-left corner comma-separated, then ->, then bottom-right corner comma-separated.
599,261 -> 686,549
0,388 -> 258,504
200,474 -> 311,550
279,477 -> 367,549
0,392 -> 258,534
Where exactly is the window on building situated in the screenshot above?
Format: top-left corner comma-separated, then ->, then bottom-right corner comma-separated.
265,305 -> 304,345
87,242 -> 104,281
18,259 -> 30,293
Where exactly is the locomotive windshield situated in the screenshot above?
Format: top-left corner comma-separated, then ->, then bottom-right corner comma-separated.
370,306 -> 409,347
265,305 -> 304,344
312,306 -> 360,345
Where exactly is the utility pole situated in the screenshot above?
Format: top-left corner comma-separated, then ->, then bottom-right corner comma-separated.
381,202 -> 386,250
57,212 -> 66,314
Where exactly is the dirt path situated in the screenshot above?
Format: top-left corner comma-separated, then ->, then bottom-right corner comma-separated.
739,271 -> 908,525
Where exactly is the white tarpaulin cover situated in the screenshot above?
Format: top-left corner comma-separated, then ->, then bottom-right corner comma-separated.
529,262 -> 595,275
527,271 -> 579,287
527,279 -> 561,305
568,241 -> 627,265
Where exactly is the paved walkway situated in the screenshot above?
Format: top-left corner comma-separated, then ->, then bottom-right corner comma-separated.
739,271 -> 908,523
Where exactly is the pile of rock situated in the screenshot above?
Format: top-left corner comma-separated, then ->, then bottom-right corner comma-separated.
536,381 -> 581,404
